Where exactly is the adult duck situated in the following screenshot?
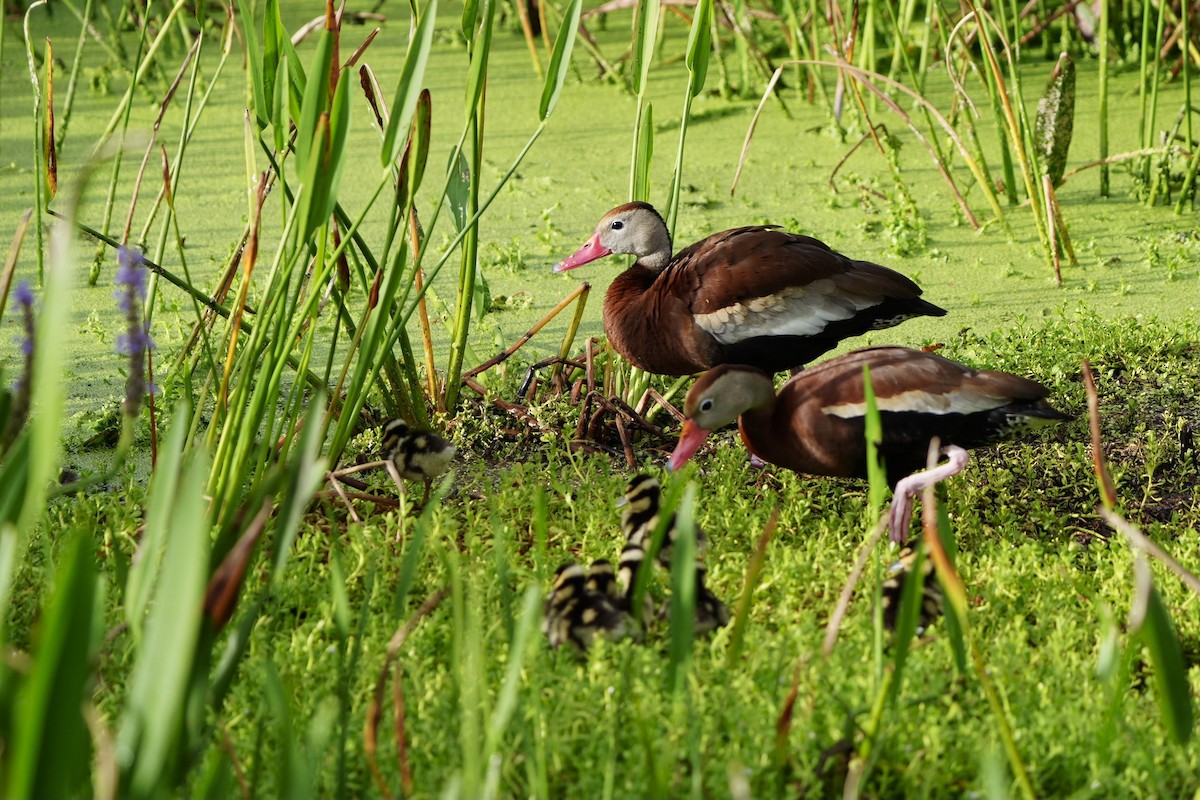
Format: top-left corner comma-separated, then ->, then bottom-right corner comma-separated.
553,202 -> 946,375
665,346 -> 1070,541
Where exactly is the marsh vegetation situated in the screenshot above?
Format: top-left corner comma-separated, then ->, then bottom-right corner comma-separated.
0,0 -> 1198,796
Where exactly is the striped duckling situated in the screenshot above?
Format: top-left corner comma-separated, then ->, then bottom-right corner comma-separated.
542,561 -> 629,652
380,418 -> 456,504
620,474 -> 708,567
619,474 -> 727,635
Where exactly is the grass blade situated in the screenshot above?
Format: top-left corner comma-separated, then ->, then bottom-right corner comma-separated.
382,0 -> 438,166
538,0 -> 581,121
1130,557 -> 1194,745
117,438 -> 211,797
6,531 -> 98,799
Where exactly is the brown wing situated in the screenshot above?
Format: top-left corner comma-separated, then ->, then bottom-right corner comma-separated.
665,230 -> 934,349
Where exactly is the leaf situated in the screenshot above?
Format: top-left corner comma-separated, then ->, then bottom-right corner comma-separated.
1131,558 -> 1194,745
632,103 -> 653,201
861,366 -> 886,515
538,0 -> 582,121
235,0 -> 268,128
447,149 -> 471,231
263,661 -> 307,798
6,531 -> 97,799
462,0 -> 495,115
125,401 -> 191,639
295,28 -> 335,175
43,38 -> 56,200
667,484 -> 698,697
406,90 -> 432,199
382,0 -> 437,166
684,0 -> 713,98
632,0 -> 661,97
117,442 -> 212,796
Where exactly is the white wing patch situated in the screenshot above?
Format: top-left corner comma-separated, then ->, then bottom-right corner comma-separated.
693,281 -> 879,344
823,388 -> 1006,418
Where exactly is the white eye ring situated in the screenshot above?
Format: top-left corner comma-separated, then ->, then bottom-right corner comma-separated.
699,399 -> 714,413
611,220 -> 624,230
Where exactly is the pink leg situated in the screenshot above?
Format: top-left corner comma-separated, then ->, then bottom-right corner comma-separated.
888,445 -> 970,543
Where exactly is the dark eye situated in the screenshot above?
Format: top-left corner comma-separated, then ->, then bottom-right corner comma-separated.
611,220 -> 624,231
699,399 -> 713,413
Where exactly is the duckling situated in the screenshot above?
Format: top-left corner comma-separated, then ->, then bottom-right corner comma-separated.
585,558 -> 621,603
542,562 -> 628,651
880,544 -> 943,635
619,474 -> 707,568
380,418 -> 456,505
615,542 -> 657,629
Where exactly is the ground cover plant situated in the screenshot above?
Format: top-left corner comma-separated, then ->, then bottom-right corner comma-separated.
0,0 -> 1198,796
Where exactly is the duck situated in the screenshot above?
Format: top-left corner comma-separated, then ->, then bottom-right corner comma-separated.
665,346 -> 1071,542
553,202 -> 946,376
619,473 -> 708,567
380,418 -> 456,504
542,562 -> 629,651
880,543 -> 942,635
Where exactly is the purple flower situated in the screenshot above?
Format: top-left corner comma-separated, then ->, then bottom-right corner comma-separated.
2,281 -> 36,450
114,247 -> 148,313
14,280 -> 34,307
114,248 -> 154,417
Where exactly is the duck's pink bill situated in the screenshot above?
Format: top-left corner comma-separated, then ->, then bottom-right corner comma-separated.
666,419 -> 712,472
552,234 -> 611,273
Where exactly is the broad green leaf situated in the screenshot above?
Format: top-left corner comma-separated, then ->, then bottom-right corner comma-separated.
538,0 -> 582,121
117,444 -> 211,796
235,0 -> 268,129
632,0 -> 661,97
262,0 -> 281,123
461,0 -> 480,38
296,114 -> 330,244
264,661 -> 307,798
0,435 -> 30,524
273,55 -> 289,155
276,3 -> 306,121
685,0 -> 713,97
447,149 -> 471,231
463,0 -> 495,115
125,401 -> 191,639
406,89 -> 432,199
1137,577 -> 1194,744
887,543 -> 926,693
382,0 -> 437,166
633,103 -> 654,201
295,28 -> 334,175
7,531 -> 97,799
667,484 -> 698,698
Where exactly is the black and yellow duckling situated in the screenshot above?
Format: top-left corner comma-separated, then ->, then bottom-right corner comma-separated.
880,543 -> 943,635
620,478 -> 728,635
619,474 -> 708,567
542,562 -> 628,652
380,418 -> 456,504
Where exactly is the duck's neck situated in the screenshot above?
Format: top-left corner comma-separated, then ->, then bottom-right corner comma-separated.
734,383 -> 783,461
